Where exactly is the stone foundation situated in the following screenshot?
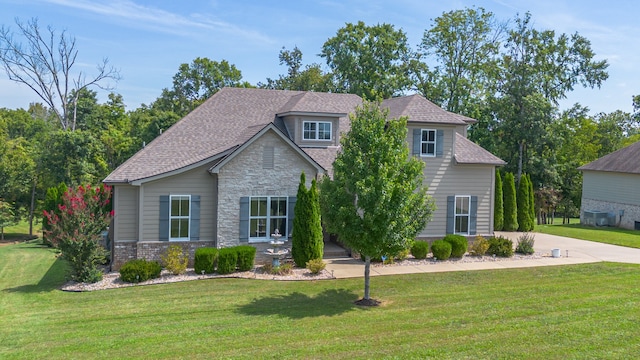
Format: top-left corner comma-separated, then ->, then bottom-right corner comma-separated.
111,240 -> 216,271
581,198 -> 640,230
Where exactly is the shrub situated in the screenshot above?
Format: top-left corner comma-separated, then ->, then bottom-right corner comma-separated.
236,245 -> 257,271
161,244 -> 188,275
306,258 -> 326,274
487,236 -> 514,257
515,233 -> 536,255
443,234 -> 468,258
292,173 -> 324,267
217,248 -> 238,274
194,247 -> 218,274
431,240 -> 452,260
411,241 -> 429,259
119,259 -> 162,283
43,183 -> 112,283
262,262 -> 294,275
469,236 -> 490,256
395,248 -> 411,261
503,172 -> 518,231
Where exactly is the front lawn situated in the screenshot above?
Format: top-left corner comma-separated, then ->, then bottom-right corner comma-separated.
535,221 -> 640,249
1,242 -> 639,359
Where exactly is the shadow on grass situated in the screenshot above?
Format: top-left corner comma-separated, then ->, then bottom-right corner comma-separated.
3,256 -> 68,293
237,289 -> 360,319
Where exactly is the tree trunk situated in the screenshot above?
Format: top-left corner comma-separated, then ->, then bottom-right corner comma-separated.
1,226 -> 4,241
29,177 -> 37,236
364,256 -> 371,300
517,140 -> 524,183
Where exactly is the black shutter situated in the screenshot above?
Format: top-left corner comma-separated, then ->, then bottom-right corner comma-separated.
159,195 -> 169,241
287,196 -> 297,238
412,128 -> 421,156
239,197 -> 249,243
469,196 -> 478,235
436,130 -> 444,157
190,195 -> 200,240
446,196 -> 455,234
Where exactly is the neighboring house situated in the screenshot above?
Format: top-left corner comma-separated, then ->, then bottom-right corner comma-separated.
104,88 -> 505,269
578,141 -> 640,230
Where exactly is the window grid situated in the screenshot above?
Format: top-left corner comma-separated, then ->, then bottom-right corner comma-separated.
303,121 -> 332,141
169,195 -> 190,240
249,196 -> 287,240
454,196 -> 470,235
421,129 -> 436,156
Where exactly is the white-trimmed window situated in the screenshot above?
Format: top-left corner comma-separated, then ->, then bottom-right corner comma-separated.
421,129 -> 436,156
249,196 -> 288,241
303,121 -> 332,140
455,196 -> 470,234
170,195 -> 190,240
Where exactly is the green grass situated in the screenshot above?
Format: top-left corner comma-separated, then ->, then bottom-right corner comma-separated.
535,220 -> 640,249
1,220 -> 40,241
2,242 -> 640,359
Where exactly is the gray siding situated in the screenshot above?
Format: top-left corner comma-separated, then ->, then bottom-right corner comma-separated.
582,171 -> 640,206
217,129 -> 318,247
113,185 -> 138,241
283,115 -> 343,147
408,125 -> 495,237
140,162 -> 218,242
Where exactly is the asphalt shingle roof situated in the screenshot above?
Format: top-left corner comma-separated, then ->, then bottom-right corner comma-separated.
578,140 -> 640,174
381,95 -> 477,125
104,88 -> 502,184
454,133 -> 507,165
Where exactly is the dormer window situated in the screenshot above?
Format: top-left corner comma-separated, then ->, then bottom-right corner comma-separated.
303,121 -> 332,140
421,129 -> 436,156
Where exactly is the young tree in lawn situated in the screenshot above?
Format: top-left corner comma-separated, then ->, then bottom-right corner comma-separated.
502,172 -> 518,231
291,172 -> 324,267
494,169 -> 504,231
320,102 -> 433,305
43,184 -> 112,283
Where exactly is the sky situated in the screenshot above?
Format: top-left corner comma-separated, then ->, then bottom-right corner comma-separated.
0,0 -> 638,116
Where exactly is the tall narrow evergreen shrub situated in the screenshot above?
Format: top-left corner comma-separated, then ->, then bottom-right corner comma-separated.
528,174 -> 536,227
503,172 -> 518,231
291,173 -> 324,267
494,170 -> 504,231
517,174 -> 531,231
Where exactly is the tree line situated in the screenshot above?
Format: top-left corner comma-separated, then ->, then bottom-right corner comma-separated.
1,8 -> 639,235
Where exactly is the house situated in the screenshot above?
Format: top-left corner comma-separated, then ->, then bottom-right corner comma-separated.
104,88 -> 505,269
578,141 -> 640,230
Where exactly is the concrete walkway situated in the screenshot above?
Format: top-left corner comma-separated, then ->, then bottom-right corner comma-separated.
324,232 -> 640,279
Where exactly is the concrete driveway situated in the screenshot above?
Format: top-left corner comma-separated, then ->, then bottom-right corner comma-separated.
324,232 -> 640,279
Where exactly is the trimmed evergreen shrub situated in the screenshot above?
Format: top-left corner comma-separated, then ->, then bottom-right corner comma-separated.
235,245 -> 257,271
161,244 -> 188,275
291,173 -> 324,267
410,241 -> 429,259
517,174 -> 533,231
469,235 -> 489,256
194,247 -> 218,274
494,170 -> 504,231
119,259 -> 162,283
443,234 -> 468,258
217,248 -> 238,274
487,236 -> 514,257
503,172 -> 518,231
431,240 -> 452,260
515,233 -> 535,255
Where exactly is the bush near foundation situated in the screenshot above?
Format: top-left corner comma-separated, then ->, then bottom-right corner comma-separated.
119,259 -> 162,283
410,241 -> 429,259
443,234 -> 468,258
469,236 -> 490,256
431,240 -> 452,260
161,244 -> 188,275
487,236 -> 514,257
235,245 -> 257,271
217,248 -> 238,275
194,247 -> 218,274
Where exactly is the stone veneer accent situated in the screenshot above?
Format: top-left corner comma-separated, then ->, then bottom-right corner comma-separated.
111,240 -> 216,271
581,198 -> 640,230
216,130 -> 317,248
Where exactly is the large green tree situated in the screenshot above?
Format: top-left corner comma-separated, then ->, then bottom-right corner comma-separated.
321,21 -> 412,100
153,58 -> 252,117
492,12 -> 608,182
319,101 -> 433,304
418,7 -> 503,114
